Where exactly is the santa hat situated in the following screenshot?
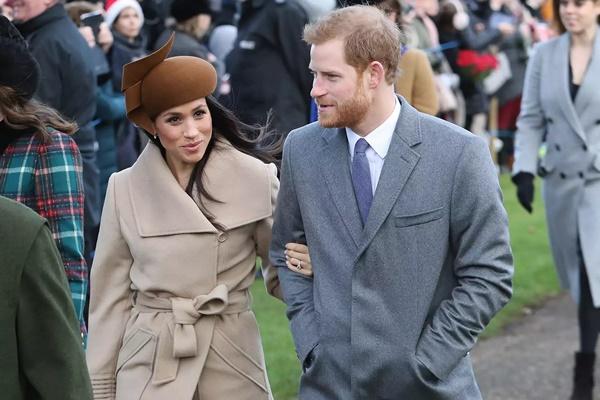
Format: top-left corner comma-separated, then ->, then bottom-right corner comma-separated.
105,0 -> 144,28
0,15 -> 40,101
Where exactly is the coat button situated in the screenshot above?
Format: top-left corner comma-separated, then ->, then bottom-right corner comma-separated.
596,120 -> 600,125
579,171 -> 584,179
560,172 -> 566,179
217,232 -> 228,243
582,144 -> 588,151
555,144 -> 561,151
547,118 -> 554,124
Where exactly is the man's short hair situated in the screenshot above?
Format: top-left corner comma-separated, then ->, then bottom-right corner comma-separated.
303,5 -> 403,85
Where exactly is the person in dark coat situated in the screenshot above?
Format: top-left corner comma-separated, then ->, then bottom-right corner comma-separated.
154,0 -> 213,59
65,1 -> 125,205
153,0 -> 225,92
105,0 -> 146,169
224,0 -> 312,142
12,0 -> 100,262
0,196 -> 93,400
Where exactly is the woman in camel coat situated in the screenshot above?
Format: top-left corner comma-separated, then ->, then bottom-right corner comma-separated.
86,34 -> 310,400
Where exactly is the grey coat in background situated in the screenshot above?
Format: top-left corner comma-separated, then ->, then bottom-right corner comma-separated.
270,98 -> 514,399
514,31 -> 600,306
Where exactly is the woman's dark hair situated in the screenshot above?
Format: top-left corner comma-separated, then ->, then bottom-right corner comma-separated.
0,85 -> 78,141
149,95 -> 282,231
553,0 -> 600,34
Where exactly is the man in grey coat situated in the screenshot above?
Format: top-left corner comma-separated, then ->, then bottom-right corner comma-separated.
270,6 -> 514,399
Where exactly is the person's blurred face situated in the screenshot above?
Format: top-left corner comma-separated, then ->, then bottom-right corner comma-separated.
154,98 -> 213,176
309,39 -> 371,131
1,0 -> 13,19
193,13 -> 211,39
10,0 -> 52,22
414,0 -> 439,16
114,6 -> 141,39
559,0 -> 600,34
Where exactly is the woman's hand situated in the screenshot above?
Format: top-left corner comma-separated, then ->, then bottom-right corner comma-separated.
285,243 -> 313,277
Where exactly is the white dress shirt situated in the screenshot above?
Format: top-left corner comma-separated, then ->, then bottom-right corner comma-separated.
346,98 -> 401,195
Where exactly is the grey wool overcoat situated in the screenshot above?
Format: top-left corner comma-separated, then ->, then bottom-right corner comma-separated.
270,97 -> 514,399
514,30 -> 600,306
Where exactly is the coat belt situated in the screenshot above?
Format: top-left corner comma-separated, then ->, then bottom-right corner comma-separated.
132,284 -> 251,384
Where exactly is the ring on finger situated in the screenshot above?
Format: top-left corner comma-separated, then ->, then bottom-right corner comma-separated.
296,260 -> 303,270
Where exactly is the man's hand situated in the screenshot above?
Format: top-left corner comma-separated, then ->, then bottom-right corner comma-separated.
512,172 -> 534,213
97,22 -> 113,54
498,22 -> 516,37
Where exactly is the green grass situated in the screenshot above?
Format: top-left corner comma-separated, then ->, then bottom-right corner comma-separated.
252,174 -> 559,399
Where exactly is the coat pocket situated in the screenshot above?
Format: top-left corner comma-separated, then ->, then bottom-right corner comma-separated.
395,207 -> 444,228
115,328 -> 157,400
210,327 -> 268,393
537,154 -> 556,177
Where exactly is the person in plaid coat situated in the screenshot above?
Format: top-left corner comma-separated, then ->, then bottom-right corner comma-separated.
0,15 -> 87,336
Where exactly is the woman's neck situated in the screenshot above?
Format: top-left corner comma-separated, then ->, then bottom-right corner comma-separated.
571,24 -> 597,48
165,155 -> 195,191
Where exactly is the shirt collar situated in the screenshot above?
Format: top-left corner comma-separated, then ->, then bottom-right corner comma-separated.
346,96 -> 400,159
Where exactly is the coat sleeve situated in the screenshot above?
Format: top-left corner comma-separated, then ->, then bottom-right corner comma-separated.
34,134 -> 87,335
255,162 -> 283,300
32,38 -> 96,129
411,50 -> 439,116
95,84 -> 126,122
17,222 -> 93,400
269,133 -> 319,365
415,136 -> 514,381
86,174 -> 134,400
513,42 -> 547,175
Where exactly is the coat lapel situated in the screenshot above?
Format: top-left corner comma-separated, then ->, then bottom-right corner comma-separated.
128,143 -> 217,237
557,34 -> 587,142
573,31 -> 600,121
319,127 -> 363,247
357,98 -> 421,258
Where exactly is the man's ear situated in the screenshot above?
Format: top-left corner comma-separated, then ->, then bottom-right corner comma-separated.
366,61 -> 386,89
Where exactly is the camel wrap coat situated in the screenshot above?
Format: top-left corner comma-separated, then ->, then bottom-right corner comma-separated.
86,140 -> 281,400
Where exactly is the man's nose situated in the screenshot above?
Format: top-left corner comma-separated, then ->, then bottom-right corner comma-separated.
311,79 -> 327,98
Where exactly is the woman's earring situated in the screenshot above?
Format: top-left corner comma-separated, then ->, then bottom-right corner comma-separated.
153,134 -> 157,140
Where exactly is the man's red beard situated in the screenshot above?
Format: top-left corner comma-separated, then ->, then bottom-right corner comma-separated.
316,79 -> 370,129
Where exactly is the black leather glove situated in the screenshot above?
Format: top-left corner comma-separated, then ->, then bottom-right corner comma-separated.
512,172 -> 534,213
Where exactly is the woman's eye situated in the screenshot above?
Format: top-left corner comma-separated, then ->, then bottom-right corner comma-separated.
166,116 -> 180,124
194,110 -> 206,118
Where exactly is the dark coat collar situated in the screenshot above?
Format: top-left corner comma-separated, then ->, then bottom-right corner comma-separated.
16,3 -> 66,37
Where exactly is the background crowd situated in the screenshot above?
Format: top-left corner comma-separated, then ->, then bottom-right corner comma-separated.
0,0 -> 559,261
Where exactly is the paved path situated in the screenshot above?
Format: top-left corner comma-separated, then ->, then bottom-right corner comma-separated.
472,293 -> 598,400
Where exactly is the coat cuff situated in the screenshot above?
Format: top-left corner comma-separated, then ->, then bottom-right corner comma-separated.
415,328 -> 466,381
91,376 -> 115,400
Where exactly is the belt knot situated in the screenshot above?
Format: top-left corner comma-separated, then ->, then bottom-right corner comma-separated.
170,284 -> 229,358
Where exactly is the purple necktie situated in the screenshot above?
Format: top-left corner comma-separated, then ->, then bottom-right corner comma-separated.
352,138 -> 373,226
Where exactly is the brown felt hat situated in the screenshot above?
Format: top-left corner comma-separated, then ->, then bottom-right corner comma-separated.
122,33 -> 217,134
